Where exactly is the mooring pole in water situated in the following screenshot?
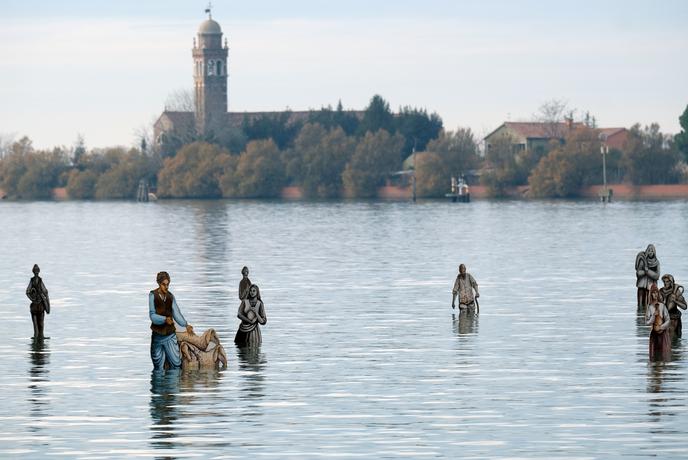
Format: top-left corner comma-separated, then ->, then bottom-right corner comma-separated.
599,133 -> 610,203
411,141 -> 417,203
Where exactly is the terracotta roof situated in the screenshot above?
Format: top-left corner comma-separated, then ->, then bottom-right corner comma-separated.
503,122 -> 584,139
598,127 -> 626,137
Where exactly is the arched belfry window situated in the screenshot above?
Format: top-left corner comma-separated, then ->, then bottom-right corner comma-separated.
207,60 -> 215,76
216,60 -> 223,76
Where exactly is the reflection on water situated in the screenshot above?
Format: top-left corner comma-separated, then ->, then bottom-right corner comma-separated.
236,346 -> 267,420
27,338 -> 50,430
149,370 -> 182,453
0,200 -> 687,458
453,308 -> 479,336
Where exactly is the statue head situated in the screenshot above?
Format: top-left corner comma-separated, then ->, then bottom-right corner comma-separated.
459,264 -> 466,275
156,271 -> 171,294
649,283 -> 660,303
248,284 -> 261,300
242,266 -> 249,277
646,244 -> 656,258
662,274 -> 674,290
32,264 -> 40,275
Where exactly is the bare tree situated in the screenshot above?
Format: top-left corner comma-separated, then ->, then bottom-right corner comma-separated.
533,99 -> 573,138
165,88 -> 195,112
0,133 -> 16,159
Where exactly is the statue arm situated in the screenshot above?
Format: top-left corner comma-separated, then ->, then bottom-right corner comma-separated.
237,301 -> 252,323
25,280 -> 33,300
645,307 -> 655,326
149,292 -> 167,325
470,275 -> 479,296
171,295 -> 188,328
647,262 -> 660,281
676,288 -> 687,310
257,301 -> 267,325
660,305 -> 671,331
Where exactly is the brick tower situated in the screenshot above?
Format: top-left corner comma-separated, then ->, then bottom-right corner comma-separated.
193,8 -> 228,135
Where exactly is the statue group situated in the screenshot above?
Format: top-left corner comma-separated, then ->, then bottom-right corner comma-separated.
636,244 -> 687,361
147,267 -> 267,371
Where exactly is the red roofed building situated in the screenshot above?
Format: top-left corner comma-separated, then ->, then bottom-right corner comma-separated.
484,121 -> 628,155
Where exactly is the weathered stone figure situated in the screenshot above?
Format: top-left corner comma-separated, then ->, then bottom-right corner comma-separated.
646,284 -> 671,361
452,264 -> 480,310
239,266 -> 251,300
660,274 -> 687,339
176,328 -> 228,369
26,264 -> 50,339
235,284 -> 267,347
149,271 -> 194,371
636,244 -> 660,309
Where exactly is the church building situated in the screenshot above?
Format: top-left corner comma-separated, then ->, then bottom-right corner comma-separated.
153,11 -> 311,146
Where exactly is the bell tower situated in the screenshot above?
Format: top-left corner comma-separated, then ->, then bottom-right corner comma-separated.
193,5 -> 228,135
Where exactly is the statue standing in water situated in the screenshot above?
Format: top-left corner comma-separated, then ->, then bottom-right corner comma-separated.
239,266 -> 251,300
149,271 -> 194,370
26,264 -> 50,339
235,284 -> 267,347
646,284 -> 671,361
660,274 -> 687,339
452,264 -> 480,310
635,244 -> 660,309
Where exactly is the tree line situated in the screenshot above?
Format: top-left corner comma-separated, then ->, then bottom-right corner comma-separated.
1,100 -> 687,200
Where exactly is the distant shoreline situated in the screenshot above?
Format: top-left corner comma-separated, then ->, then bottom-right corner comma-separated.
2,184 -> 688,202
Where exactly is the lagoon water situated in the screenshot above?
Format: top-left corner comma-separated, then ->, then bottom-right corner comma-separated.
1,199 -> 688,458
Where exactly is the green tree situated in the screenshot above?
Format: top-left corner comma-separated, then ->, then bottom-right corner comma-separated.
0,138 -> 68,199
415,151 -> 447,197
622,123 -> 682,185
342,130 -> 405,198
242,111 -> 303,149
221,139 -> 286,198
295,127 -> 356,198
528,126 -> 604,198
66,170 -> 98,199
675,104 -> 688,162
158,142 -> 233,198
425,128 -> 480,175
94,148 -> 158,199
358,95 -> 394,136
307,100 -> 360,136
394,107 -> 443,160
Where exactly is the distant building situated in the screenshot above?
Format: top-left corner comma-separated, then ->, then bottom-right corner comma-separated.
154,11 -> 359,146
484,121 -> 628,155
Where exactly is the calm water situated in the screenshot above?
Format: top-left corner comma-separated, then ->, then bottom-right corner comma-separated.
1,199 -> 687,459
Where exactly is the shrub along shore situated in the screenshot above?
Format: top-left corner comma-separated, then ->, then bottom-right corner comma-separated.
1,98 -> 687,201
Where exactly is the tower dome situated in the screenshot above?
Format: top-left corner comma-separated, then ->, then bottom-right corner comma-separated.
198,19 -> 222,34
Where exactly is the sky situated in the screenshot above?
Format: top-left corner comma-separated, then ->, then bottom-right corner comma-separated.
0,0 -> 686,149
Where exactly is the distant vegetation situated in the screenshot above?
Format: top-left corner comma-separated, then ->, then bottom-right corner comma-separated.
1,99 -> 686,200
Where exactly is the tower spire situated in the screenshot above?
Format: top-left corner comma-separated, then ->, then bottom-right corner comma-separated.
205,2 -> 213,19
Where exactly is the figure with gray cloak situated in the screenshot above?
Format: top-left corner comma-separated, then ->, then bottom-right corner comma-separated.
452,264 -> 480,310
26,264 -> 50,339
636,244 -> 660,309
660,274 -> 687,339
235,284 -> 267,347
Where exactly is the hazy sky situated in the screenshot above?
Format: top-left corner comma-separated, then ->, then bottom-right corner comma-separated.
1,0 -> 686,149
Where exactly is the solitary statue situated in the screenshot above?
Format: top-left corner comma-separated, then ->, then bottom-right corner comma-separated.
26,264 -> 50,339
660,274 -> 687,339
452,264 -> 480,310
635,244 -> 660,309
